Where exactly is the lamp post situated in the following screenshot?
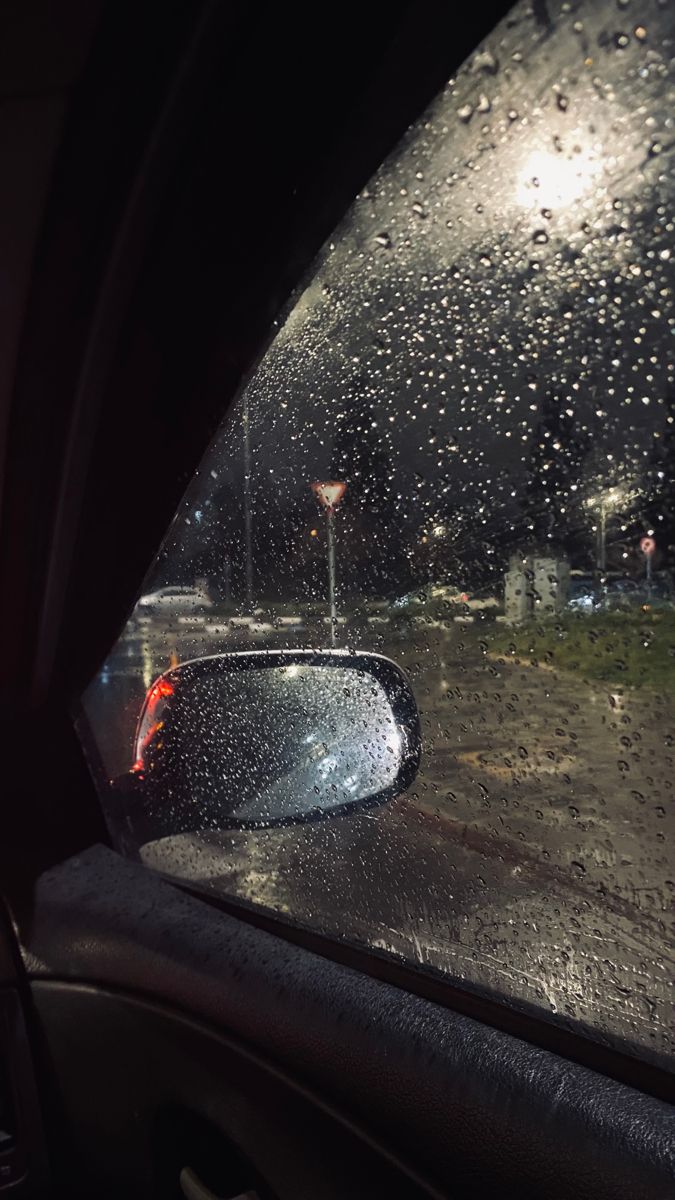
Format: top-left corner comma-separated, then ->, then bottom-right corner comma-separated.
584,485 -> 633,575
311,481 -> 347,646
597,498 -> 608,574
640,534 -> 656,593
242,394 -> 254,611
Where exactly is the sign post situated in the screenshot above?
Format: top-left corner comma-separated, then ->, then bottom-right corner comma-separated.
242,395 -> 254,610
311,481 -> 347,646
639,535 -> 656,591
597,500 -> 607,574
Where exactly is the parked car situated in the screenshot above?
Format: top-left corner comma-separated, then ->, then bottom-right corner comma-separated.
135,585 -> 213,613
604,576 -> 674,613
567,575 -> 601,614
390,584 -> 500,630
391,587 -> 431,610
463,587 -> 501,614
567,574 -> 674,616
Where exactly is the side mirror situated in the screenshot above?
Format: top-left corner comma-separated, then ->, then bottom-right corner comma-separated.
110,650 -> 421,845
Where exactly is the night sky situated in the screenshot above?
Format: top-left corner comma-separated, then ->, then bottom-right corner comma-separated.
163,0 -> 675,588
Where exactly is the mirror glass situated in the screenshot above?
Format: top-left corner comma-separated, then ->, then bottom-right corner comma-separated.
134,662 -> 410,829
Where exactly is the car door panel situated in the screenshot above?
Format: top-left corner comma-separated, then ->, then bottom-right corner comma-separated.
31,984 -> 436,1200
20,846 -> 675,1199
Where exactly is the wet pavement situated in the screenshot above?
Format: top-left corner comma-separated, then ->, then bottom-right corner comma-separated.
82,614 -> 675,1070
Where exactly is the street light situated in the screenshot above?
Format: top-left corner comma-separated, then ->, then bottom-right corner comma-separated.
242,394 -> 254,611
583,484 -> 634,573
515,149 -> 600,210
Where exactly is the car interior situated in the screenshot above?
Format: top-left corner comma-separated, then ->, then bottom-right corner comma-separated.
0,2 -> 673,1198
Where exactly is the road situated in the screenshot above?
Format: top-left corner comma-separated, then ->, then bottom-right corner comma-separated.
83,611 -> 675,1070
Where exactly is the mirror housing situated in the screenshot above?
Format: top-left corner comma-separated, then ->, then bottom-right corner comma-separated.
109,650 -> 421,846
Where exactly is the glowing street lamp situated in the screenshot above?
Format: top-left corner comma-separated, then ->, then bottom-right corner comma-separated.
583,484 -> 634,573
515,148 -> 601,210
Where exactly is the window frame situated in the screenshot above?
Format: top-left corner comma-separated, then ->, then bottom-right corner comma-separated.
4,0 -> 673,1110
84,3 -> 675,1100
168,875 -> 675,1103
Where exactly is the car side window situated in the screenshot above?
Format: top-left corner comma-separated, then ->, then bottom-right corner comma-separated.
81,0 -> 675,1071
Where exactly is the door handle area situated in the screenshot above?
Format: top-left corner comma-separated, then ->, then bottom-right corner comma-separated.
179,1165 -> 260,1200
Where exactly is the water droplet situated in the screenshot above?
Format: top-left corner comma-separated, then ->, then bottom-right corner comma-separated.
374,231 -> 392,248
458,103 -> 474,123
556,93 -> 569,112
472,48 -> 499,75
532,229 -> 549,245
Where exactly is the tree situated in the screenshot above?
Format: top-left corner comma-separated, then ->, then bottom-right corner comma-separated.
329,380 -> 410,595
162,480 -> 246,602
523,391 -> 590,558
